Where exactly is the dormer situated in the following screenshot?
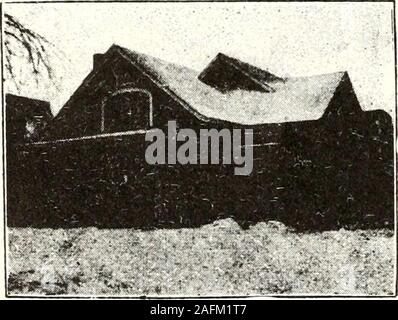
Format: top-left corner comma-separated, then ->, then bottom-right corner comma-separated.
198,53 -> 283,93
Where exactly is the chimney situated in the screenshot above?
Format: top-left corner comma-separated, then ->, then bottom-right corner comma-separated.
93,53 -> 105,69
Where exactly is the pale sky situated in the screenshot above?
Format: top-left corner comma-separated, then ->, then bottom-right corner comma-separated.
4,2 -> 395,116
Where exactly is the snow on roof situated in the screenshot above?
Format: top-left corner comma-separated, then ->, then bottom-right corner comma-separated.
114,45 -> 346,125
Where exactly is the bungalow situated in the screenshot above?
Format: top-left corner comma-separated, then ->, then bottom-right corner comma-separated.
7,45 -> 394,230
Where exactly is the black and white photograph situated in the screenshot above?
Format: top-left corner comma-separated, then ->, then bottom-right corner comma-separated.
0,0 -> 396,300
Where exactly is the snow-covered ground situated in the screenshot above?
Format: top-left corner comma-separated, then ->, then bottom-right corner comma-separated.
6,218 -> 395,296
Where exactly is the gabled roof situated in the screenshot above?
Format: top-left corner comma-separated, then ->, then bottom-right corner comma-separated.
58,45 -> 349,126
113,45 -> 348,125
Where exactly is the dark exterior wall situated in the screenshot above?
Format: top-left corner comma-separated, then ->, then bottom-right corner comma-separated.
6,94 -> 53,229
7,132 -> 288,228
6,94 -> 52,146
7,110 -> 394,231
270,74 -> 394,230
323,72 -> 362,119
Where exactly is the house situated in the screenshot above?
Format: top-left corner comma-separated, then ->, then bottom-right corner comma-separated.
7,45 -> 394,230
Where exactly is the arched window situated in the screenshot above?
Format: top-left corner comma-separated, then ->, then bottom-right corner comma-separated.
101,88 -> 153,133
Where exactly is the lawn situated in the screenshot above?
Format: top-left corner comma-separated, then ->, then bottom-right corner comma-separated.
7,218 -> 395,296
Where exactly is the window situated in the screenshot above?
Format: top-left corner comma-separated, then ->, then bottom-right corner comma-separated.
25,120 -> 36,140
101,88 -> 153,133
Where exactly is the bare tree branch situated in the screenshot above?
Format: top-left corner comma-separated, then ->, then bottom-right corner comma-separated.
4,14 -> 69,92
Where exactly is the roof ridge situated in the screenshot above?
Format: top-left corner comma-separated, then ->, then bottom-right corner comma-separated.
286,70 -> 347,80
114,45 -> 200,74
